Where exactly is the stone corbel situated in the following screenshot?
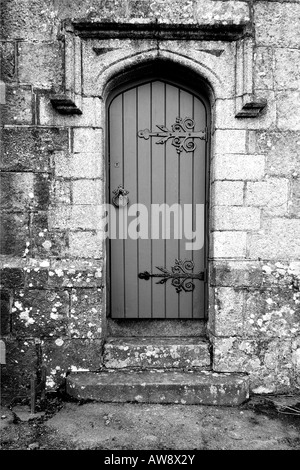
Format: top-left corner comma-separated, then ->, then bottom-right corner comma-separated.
50,25 -> 83,114
235,36 -> 267,118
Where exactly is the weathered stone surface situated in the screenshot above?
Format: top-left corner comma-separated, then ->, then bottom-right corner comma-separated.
195,0 -> 250,25
0,290 -> 11,335
210,261 -> 264,288
208,287 -> 244,337
48,205 -> 71,230
69,288 -> 103,339
292,337 -> 300,389
104,337 -> 211,369
12,289 -> 69,338
244,289 -> 300,340
212,335 -> 299,394
212,207 -> 261,231
0,338 -> 37,398
24,264 -> 49,289
212,231 -> 247,259
107,319 -> 207,337
0,172 -> 34,211
47,260 -> 103,288
214,130 -> 246,154
0,173 -> 50,211
254,47 -> 274,91
255,131 -> 300,177
0,267 -> 25,289
254,2 -> 300,48
0,127 -> 69,172
50,180 -> 71,205
0,40 -> 16,82
66,370 -> 250,406
276,91 -> 300,131
72,180 -> 103,205
2,85 -> 33,125
54,152 -> 103,179
290,179 -> 300,217
248,219 -> 300,259
0,212 -> 29,256
0,0 -> 251,41
0,0 -> 60,40
274,49 -> 300,91
58,0 -> 128,19
212,154 -> 265,181
69,205 -> 103,230
211,181 -> 244,207
245,179 -> 289,216
69,231 -> 103,258
41,338 -> 104,389
72,128 -> 103,154
30,212 -> 69,259
18,42 -> 63,90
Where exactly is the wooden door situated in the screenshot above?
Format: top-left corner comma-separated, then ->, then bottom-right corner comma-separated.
108,80 -> 208,319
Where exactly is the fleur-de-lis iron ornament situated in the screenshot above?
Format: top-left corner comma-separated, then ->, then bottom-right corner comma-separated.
138,117 -> 207,154
138,259 -> 205,293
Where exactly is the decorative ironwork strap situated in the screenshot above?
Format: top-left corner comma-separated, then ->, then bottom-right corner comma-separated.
138,117 -> 207,154
138,259 -> 205,293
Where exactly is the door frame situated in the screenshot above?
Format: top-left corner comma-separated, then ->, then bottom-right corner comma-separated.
105,62 -> 211,321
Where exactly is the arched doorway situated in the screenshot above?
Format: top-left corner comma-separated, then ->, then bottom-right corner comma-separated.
107,73 -> 210,320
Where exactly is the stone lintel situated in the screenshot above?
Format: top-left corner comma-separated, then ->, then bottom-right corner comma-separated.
69,20 -> 252,42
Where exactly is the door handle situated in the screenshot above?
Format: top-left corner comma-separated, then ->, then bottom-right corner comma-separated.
112,184 -> 129,208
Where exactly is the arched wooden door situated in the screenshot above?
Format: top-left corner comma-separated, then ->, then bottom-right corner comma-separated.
108,80 -> 208,319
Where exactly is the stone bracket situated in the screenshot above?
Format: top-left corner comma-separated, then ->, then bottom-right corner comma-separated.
50,94 -> 82,114
235,37 -> 267,118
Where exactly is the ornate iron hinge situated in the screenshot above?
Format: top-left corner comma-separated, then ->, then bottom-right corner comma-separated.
138,259 -> 205,293
138,117 -> 207,154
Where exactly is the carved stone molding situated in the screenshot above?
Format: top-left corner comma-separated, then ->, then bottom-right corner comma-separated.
51,20 -> 266,118
70,20 -> 251,41
50,25 -> 83,114
235,36 -> 267,117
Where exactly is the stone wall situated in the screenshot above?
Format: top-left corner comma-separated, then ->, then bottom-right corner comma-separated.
1,0 -> 300,398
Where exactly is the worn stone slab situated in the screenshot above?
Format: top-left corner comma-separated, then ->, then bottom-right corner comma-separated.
104,337 -> 211,369
66,370 -> 249,406
107,319 -> 207,337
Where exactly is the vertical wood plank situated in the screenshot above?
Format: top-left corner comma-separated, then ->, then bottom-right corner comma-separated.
137,83 -> 152,318
151,81 -> 166,318
192,95 -> 207,319
179,88 -> 194,318
123,88 -> 138,318
165,83 -> 180,318
109,94 -> 125,317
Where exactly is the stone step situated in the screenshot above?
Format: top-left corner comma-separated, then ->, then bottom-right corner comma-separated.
66,370 -> 249,406
107,319 -> 207,337
103,337 -> 211,369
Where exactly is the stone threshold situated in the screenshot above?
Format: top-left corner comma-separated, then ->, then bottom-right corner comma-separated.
66,370 -> 249,406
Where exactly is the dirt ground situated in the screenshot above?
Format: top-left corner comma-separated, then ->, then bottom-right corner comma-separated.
1,393 -> 300,451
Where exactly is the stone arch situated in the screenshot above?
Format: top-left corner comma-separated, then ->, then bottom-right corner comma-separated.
98,48 -> 221,104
